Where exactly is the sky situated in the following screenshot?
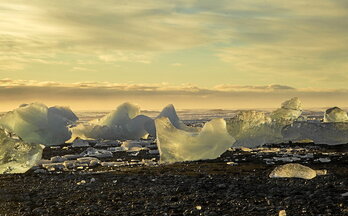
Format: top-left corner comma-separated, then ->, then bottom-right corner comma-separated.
1,0 -> 348,111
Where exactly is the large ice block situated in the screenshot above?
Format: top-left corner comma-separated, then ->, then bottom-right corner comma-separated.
155,117 -> 235,163
0,103 -> 78,146
0,129 -> 43,174
226,97 -> 303,147
71,102 -> 153,140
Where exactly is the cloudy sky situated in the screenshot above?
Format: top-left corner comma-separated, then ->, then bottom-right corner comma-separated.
1,0 -> 348,111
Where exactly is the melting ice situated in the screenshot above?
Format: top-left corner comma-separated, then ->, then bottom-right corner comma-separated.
155,117 -> 235,163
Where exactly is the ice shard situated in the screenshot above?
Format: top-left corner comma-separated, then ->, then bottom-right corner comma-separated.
155,117 -> 235,163
0,103 -> 78,146
324,107 -> 348,122
226,97 -> 302,147
71,102 -> 153,140
0,129 -> 43,174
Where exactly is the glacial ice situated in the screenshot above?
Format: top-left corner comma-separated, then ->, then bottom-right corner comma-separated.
0,129 -> 43,174
0,103 -> 78,146
155,117 -> 235,163
226,97 -> 302,147
324,107 -> 348,122
71,102 -> 153,140
282,121 -> 348,145
146,104 -> 199,137
269,163 -> 319,179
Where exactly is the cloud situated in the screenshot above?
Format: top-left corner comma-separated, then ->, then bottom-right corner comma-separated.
1,0 -> 348,89
1,79 -> 348,111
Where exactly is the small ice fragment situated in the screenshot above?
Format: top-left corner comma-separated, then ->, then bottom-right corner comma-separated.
318,158 -> 331,163
80,147 -> 113,158
77,180 -> 86,185
279,210 -> 286,216
34,169 -> 47,174
94,140 -> 121,147
240,147 -> 252,152
107,147 -> 125,152
316,169 -> 327,176
269,163 -> 317,179
341,192 -> 348,197
42,163 -> 65,171
101,162 -> 126,167
72,138 -> 90,147
129,151 -> 140,156
226,162 -> 238,166
62,154 -> 81,160
50,156 -> 67,163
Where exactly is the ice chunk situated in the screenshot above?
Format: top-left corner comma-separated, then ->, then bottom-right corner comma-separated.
269,163 -> 317,179
0,129 -> 43,174
226,97 -> 302,147
282,122 -> 348,145
146,104 -> 201,137
126,115 -> 153,139
71,102 -> 153,140
0,103 -> 78,146
324,107 -> 348,122
155,117 -> 235,163
48,106 -> 78,123
270,97 -> 302,122
91,102 -> 140,126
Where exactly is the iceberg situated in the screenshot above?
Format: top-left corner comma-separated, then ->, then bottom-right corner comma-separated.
155,117 -> 235,163
226,97 -> 302,147
71,102 -> 153,140
0,129 -> 44,174
269,163 -> 325,180
0,103 -> 78,146
324,107 -> 348,122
